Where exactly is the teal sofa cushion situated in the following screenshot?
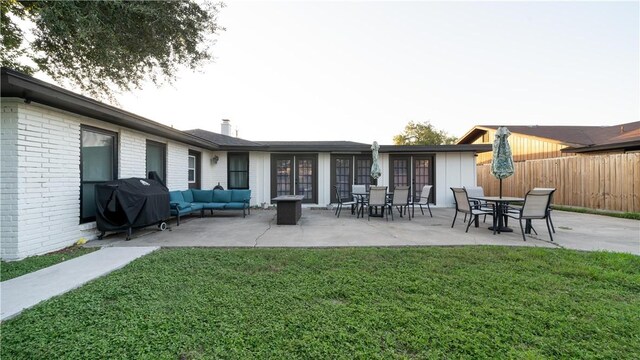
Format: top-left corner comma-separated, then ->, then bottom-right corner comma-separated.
171,201 -> 192,210
231,189 -> 251,202
213,190 -> 232,203
192,189 -> 213,203
190,202 -> 204,211
203,202 -> 226,210
225,202 -> 247,210
182,190 -> 194,203
169,191 -> 185,203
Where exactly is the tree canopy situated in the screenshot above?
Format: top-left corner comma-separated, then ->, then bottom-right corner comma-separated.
1,0 -> 224,99
393,121 -> 458,145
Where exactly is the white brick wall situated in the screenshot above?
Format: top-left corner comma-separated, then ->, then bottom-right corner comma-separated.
1,104 -> 20,259
7,101 -> 83,260
0,100 -> 209,260
166,142 -> 188,190
119,130 -> 146,178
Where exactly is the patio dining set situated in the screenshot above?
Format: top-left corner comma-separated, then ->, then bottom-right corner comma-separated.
333,184 -> 557,242
333,184 -> 434,221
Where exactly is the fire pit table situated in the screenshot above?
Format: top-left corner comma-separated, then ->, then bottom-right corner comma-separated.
271,195 -> 305,225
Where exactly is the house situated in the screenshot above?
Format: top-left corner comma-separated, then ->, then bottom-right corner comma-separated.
456,122 -> 640,164
1,67 -> 490,260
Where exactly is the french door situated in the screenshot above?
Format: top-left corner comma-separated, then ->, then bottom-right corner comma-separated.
271,154 -> 317,203
389,155 -> 435,202
330,155 -> 373,203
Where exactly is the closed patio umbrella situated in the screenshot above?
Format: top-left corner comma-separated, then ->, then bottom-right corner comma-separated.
490,127 -> 515,198
371,141 -> 382,182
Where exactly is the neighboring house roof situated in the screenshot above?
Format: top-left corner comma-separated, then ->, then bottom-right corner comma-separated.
185,129 -> 266,150
563,127 -> 640,153
1,67 -> 219,151
457,123 -> 640,151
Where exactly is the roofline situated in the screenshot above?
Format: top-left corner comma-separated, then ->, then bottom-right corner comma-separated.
455,125 -> 496,144
561,140 -> 640,153
1,67 -> 219,150
262,144 -> 372,152
456,125 -> 583,147
380,144 -> 492,153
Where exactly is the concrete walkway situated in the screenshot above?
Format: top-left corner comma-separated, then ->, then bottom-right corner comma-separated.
92,208 -> 640,255
1,246 -> 158,321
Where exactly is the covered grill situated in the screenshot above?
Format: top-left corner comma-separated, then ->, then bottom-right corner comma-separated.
95,178 -> 170,240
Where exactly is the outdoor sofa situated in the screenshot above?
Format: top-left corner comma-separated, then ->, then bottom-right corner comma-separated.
169,189 -> 251,225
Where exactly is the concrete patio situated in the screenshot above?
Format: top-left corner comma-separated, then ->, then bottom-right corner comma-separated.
89,207 -> 640,255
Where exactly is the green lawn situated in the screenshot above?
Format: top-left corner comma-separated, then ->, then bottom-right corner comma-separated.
0,246 -> 97,282
1,247 -> 639,359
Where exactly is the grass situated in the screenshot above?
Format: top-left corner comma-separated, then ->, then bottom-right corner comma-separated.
552,205 -> 640,220
0,245 -> 97,282
2,247 -> 639,359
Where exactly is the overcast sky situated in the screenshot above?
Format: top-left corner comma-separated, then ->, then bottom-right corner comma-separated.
113,1 -> 639,144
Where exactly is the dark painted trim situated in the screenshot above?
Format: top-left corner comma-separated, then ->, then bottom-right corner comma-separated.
188,150 -> 201,189
227,152 -> 250,189
2,67 -> 218,151
330,155 -> 354,203
270,153 -> 318,203
145,140 -> 167,184
79,125 -> 118,224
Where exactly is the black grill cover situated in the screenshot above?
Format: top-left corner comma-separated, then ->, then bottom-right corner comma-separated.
95,178 -> 170,232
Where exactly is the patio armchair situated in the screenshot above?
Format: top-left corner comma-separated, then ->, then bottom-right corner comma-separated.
391,185 -> 411,220
450,187 -> 496,234
368,186 -> 392,221
463,186 -> 491,223
533,187 -> 556,233
411,185 -> 433,217
505,188 -> 556,242
352,184 -> 368,217
333,185 -> 357,218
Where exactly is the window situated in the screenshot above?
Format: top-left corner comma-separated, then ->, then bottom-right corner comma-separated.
80,126 -> 117,223
188,155 -> 196,183
145,140 -> 166,184
228,153 -> 249,189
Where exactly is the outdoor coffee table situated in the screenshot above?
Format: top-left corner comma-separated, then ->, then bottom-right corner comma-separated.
272,195 -> 305,225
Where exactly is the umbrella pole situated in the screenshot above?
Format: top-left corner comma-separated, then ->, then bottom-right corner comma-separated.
499,179 -> 503,199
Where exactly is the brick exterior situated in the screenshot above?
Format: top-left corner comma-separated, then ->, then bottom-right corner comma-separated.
0,100 -> 211,260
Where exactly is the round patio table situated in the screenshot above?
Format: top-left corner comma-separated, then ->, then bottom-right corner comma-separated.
469,196 -> 524,233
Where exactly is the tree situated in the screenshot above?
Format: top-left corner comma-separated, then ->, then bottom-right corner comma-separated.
393,121 -> 458,145
1,0 -> 224,99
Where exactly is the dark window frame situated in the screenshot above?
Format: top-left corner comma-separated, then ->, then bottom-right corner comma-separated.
270,153 -> 318,204
188,150 -> 201,189
145,140 -> 166,183
79,125 -> 118,224
227,152 -> 250,189
330,155 -> 354,203
389,154 -> 436,204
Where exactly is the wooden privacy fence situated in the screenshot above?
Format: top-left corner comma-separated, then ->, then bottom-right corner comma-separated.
477,153 -> 640,212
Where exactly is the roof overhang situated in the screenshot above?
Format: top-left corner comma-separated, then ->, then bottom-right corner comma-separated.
561,140 -> 640,153
1,67 -> 219,150
380,144 -> 492,153
264,145 -> 372,153
455,126 -> 496,144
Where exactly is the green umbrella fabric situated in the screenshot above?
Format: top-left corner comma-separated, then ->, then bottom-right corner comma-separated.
490,127 -> 514,198
490,127 -> 515,179
371,141 -> 382,180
